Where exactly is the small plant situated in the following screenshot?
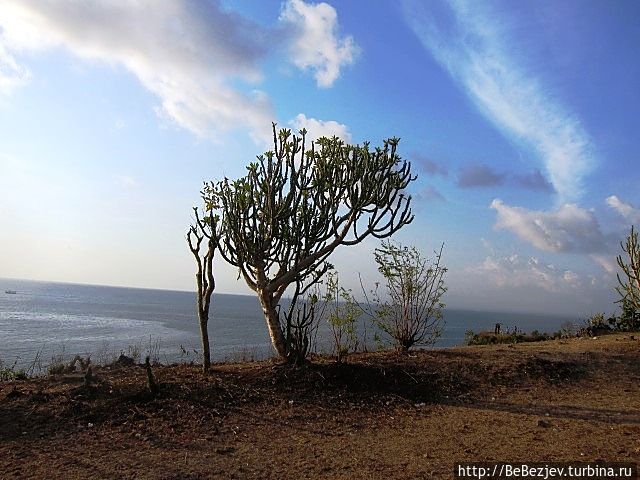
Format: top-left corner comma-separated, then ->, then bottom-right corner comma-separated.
560,321 -> 579,338
366,241 -> 447,353
582,312 -> 613,336
145,336 -> 161,365
325,272 -> 360,363
0,357 -> 27,381
145,356 -> 159,396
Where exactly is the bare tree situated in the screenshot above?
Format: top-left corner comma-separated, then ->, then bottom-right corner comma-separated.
187,207 -> 219,372
202,124 -> 415,360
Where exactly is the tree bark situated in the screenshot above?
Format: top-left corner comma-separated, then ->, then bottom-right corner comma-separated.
199,315 -> 211,372
258,290 -> 288,359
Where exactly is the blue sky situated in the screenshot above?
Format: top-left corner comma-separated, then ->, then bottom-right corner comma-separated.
1,0 -> 639,316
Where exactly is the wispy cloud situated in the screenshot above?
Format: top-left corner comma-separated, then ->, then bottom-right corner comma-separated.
415,185 -> 446,203
512,169 -> 554,193
403,0 -> 595,201
456,163 -> 554,191
606,195 -> 640,224
280,0 -> 358,88
413,154 -> 448,177
0,42 -> 30,95
457,163 -> 504,188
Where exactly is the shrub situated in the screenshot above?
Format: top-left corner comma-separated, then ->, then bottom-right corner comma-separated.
367,241 -> 447,353
325,272 -> 360,363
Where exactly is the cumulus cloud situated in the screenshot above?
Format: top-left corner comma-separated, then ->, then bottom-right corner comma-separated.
490,199 -> 608,254
0,1 -> 275,140
289,113 -> 351,143
606,195 -> 640,224
0,1 -> 358,142
403,0 -> 595,201
280,0 -> 358,87
457,164 -> 505,188
471,253 -> 582,291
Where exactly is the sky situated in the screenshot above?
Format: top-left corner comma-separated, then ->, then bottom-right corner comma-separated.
1,0 -> 639,317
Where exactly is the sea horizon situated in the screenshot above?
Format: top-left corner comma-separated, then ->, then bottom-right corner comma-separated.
1,277 -> 579,370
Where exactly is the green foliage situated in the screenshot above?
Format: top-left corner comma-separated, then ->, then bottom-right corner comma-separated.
617,297 -> 640,331
201,124 -> 415,359
367,241 -> 447,353
464,328 -> 560,346
0,357 -> 27,381
324,272 -> 360,362
579,311 -> 637,335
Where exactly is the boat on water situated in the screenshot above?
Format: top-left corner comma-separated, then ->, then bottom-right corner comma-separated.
5,290 -> 17,294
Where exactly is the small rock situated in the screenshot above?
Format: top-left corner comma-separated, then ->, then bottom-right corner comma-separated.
537,419 -> 552,428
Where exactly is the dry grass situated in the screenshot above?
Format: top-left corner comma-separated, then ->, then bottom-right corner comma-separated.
1,333 -> 639,479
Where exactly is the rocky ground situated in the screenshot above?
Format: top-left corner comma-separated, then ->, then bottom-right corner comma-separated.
1,333 -> 639,479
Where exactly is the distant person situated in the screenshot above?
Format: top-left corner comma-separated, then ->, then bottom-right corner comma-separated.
494,322 -> 502,335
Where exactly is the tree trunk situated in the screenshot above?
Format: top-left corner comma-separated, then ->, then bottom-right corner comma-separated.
199,315 -> 211,372
258,290 -> 288,359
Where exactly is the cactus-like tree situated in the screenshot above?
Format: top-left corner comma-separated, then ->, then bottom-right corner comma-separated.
186,207 -> 219,372
203,125 -> 415,360
616,225 -> 640,330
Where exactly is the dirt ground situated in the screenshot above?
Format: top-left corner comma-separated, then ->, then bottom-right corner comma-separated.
1,333 -> 639,479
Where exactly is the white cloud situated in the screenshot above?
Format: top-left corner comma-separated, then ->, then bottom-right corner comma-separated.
606,195 -> 640,224
289,113 -> 351,143
280,0 -> 358,88
471,253 -> 582,292
0,42 -> 30,94
490,199 -> 608,254
0,1 -> 275,141
403,0 -> 594,201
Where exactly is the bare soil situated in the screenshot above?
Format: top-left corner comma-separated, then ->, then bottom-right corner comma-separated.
1,334 -> 639,479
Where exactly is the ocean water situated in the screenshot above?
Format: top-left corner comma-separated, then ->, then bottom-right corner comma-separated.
0,278 -> 577,369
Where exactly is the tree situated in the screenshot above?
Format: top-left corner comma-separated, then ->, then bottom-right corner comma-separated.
186,206 -> 219,372
203,125 -> 415,360
368,240 -> 447,353
615,225 -> 640,331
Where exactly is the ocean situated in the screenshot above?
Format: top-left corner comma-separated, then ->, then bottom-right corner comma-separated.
0,278 -> 577,370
